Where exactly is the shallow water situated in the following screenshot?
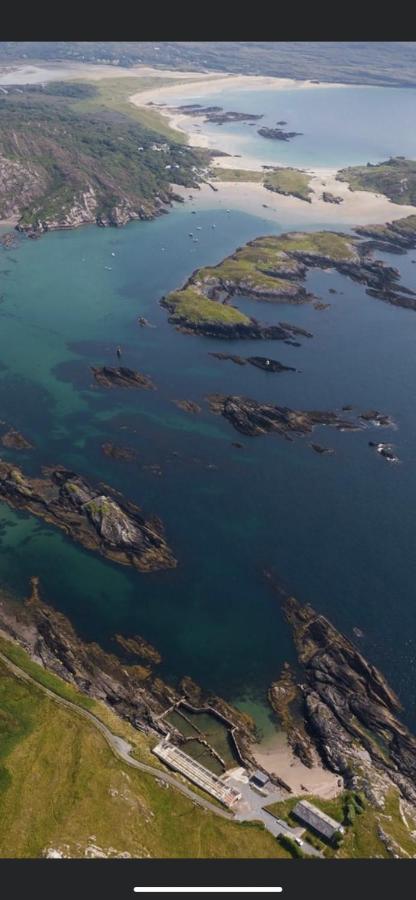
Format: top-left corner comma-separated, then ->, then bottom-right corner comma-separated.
1,81 -> 416,741
161,83 -> 416,169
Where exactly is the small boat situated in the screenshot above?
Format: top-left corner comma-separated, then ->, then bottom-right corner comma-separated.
104,266 -> 112,270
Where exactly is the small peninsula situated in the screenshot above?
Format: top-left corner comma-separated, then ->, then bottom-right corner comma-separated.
336,157 -> 416,206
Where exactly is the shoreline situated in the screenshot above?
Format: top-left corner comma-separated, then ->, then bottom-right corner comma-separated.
252,728 -> 342,799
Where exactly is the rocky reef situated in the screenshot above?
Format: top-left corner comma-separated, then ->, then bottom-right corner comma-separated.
0,461 -> 176,572
207,394 -> 365,439
174,104 -> 263,125
258,126 -> 302,141
172,399 -> 201,414
101,442 -> 137,463
0,428 -> 33,450
209,352 -> 296,373
91,366 -> 155,391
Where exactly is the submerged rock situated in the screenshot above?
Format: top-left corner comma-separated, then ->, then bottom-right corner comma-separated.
172,399 -> 201,414
101,442 -> 137,463
91,366 -> 155,391
1,428 -> 33,450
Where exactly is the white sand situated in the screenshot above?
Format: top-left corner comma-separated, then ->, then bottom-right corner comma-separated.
252,730 -> 343,799
173,177 -> 416,228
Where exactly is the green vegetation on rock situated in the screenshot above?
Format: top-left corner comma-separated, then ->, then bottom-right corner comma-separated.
164,287 -> 250,326
337,157 -> 416,206
0,84 -> 209,231
263,167 -> 313,202
211,165 -> 313,202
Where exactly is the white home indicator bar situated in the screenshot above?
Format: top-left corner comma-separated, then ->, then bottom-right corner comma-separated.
133,889 -> 283,894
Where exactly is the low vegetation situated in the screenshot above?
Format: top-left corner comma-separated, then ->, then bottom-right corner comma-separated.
211,165 -> 313,202
263,168 -> 313,202
0,646 -> 290,859
266,788 -> 416,859
0,84 -> 209,230
337,157 -> 416,206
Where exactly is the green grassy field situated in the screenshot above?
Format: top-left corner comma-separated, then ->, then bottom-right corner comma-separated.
211,165 -> 313,202
71,76 -> 189,142
0,648 -> 290,859
266,789 -> 416,859
336,158 -> 416,206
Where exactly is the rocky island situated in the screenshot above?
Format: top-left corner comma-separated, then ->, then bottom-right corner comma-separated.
1,428 -> 33,450
209,352 -> 297,373
258,126 -> 302,141
207,395 -> 365,439
0,461 -> 176,572
174,104 -> 263,125
161,218 -> 416,338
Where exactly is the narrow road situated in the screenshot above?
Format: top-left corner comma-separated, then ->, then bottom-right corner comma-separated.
0,650 -> 233,821
0,648 -> 322,855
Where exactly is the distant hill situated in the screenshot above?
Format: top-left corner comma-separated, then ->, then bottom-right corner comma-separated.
2,42 -> 416,87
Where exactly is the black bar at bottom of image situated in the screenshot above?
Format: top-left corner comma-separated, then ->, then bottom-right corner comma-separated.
0,859 -> 414,899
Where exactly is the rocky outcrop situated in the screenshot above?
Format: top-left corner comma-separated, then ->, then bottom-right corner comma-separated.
272,581 -> 416,807
172,399 -> 201,414
0,461 -> 176,572
207,395 -> 362,439
258,127 -> 302,141
0,578 -> 256,761
322,192 -> 343,204
91,366 -> 155,391
209,352 -> 296,373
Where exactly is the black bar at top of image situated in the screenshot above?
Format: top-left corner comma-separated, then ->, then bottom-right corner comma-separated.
0,859 -> 414,898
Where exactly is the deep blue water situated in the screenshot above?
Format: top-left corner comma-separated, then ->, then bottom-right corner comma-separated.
1,82 -> 416,738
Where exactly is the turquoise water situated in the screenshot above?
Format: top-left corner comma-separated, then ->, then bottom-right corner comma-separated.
1,83 -> 416,739
164,83 -> 416,169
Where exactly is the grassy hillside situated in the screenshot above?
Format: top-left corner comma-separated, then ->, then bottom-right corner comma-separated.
337,157 -> 416,205
0,645 -> 289,859
0,83 -> 208,231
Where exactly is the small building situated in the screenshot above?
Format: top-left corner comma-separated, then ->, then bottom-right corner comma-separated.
250,769 -> 269,789
293,800 -> 345,842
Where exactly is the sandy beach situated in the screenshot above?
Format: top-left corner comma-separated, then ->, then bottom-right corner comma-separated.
252,729 -> 342,799
173,177 -> 416,228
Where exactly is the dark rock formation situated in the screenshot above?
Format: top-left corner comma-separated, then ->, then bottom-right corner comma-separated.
278,588 -> 416,805
209,352 -> 296,372
207,394 -> 358,439
101,442 -> 137,463
172,399 -> 202,414
310,443 -> 335,455
322,192 -> 343,204
1,428 -> 33,450
258,127 -> 302,141
91,366 -> 155,391
0,460 -> 175,572
0,578 -> 256,764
